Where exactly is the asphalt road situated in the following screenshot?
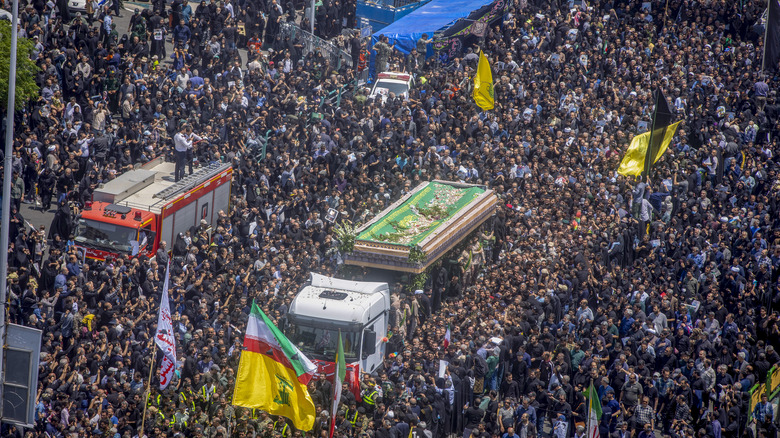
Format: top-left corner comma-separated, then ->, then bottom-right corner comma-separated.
20,201 -> 55,231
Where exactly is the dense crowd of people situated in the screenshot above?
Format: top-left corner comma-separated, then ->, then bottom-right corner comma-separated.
2,0 -> 780,436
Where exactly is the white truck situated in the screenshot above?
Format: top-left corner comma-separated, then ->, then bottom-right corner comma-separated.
287,273 -> 391,381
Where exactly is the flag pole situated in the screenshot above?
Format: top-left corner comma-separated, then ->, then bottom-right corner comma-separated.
330,329 -> 343,438
140,337 -> 157,437
643,90 -> 661,180
330,331 -> 336,438
0,0 -> 20,413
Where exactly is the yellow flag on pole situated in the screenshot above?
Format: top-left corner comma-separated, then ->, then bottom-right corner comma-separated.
473,50 -> 494,111
232,303 -> 316,431
617,121 -> 681,177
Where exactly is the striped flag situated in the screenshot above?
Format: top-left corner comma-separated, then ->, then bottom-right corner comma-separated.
232,302 -> 316,431
242,302 -> 317,385
442,325 -> 451,350
330,332 -> 346,438
586,382 -> 602,438
618,88 -> 680,177
154,261 -> 176,389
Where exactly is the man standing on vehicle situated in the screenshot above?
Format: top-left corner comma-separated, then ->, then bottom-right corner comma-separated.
173,125 -> 203,182
373,35 -> 394,78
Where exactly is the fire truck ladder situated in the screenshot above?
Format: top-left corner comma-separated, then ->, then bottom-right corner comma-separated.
153,162 -> 232,201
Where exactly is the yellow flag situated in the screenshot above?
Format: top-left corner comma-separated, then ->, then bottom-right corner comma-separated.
232,304 -> 316,431
233,350 -> 316,430
473,50 -> 494,111
617,121 -> 681,176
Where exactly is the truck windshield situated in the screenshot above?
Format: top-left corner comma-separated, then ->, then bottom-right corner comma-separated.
288,325 -> 359,361
372,81 -> 409,97
74,219 -> 136,253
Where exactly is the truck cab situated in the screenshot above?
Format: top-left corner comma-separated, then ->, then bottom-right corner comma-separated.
74,161 -> 232,261
287,273 -> 391,376
75,203 -> 158,260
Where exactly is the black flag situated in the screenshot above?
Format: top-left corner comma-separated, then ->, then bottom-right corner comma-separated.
765,0 -> 780,72
643,88 -> 674,177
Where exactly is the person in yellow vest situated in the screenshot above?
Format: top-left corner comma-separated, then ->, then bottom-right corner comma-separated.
147,388 -> 162,411
361,380 -> 379,415
346,401 -> 360,430
173,405 -> 189,428
274,417 -> 291,438
198,375 -> 217,411
153,405 -> 176,429
190,404 -> 209,426
164,405 -> 177,428
178,380 -> 196,411
354,407 -> 368,433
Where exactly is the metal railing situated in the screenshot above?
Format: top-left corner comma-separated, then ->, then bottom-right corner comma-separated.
316,74 -> 363,112
279,22 -> 353,70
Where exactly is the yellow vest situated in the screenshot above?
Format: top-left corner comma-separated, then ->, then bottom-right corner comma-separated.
364,390 -> 377,406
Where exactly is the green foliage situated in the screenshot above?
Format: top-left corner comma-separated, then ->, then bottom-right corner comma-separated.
408,245 -> 426,264
333,220 -> 357,253
0,21 -> 41,110
407,271 -> 429,293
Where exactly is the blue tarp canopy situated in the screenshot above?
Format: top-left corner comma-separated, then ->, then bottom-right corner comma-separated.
371,0 -> 494,55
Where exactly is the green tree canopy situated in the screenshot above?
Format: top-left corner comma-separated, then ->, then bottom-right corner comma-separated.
0,20 -> 41,110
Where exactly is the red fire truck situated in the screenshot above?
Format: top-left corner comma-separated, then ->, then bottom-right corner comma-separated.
74,160 -> 233,261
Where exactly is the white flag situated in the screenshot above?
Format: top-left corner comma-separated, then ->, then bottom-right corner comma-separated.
155,261 -> 177,389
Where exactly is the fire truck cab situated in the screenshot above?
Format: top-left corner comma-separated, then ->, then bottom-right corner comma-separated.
75,160 -> 233,261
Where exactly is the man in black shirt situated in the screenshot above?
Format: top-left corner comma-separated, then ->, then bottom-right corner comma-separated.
463,403 -> 485,438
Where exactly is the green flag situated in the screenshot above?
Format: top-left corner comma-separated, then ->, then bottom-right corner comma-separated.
586,383 -> 602,438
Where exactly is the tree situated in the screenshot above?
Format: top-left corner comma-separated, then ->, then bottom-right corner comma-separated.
0,20 -> 40,110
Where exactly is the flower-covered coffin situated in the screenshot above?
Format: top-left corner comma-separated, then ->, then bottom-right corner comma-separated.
345,180 -> 499,274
